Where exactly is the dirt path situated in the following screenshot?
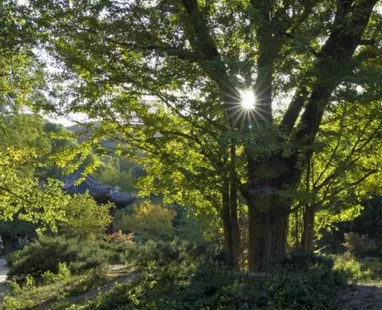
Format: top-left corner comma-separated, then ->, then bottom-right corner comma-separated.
0,258 -> 9,297
338,285 -> 382,309
34,270 -> 141,310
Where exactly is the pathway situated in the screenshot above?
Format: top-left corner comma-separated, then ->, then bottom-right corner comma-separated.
0,258 -> 9,296
338,284 -> 382,309
34,270 -> 141,310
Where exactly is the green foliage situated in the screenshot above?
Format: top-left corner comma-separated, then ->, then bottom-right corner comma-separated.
0,1 -> 47,109
0,220 -> 36,241
80,253 -> 345,310
117,202 -> 176,242
349,196 -> 382,255
0,113 -> 74,233
7,236 -> 198,280
7,236 -> 120,278
41,262 -> 71,285
333,252 -> 382,283
2,238 -> 214,310
27,0 -> 382,272
59,195 -> 113,240
92,157 -> 142,193
1,265 -> 104,310
37,121 -> 79,179
0,173 -> 69,233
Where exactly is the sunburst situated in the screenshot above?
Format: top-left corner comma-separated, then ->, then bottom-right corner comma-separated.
240,90 -> 255,110
219,86 -> 270,129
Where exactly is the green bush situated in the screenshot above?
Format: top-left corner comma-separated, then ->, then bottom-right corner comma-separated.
59,195 -> 113,240
81,253 -> 345,310
7,236 -> 208,280
1,266 -> 103,310
117,202 -> 176,242
0,220 -> 36,241
7,236 -> 134,278
5,238 -> 347,310
333,252 -> 382,282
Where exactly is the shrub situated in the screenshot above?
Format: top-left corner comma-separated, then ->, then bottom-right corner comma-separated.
7,236 -> 135,278
81,253 -> 345,310
105,231 -> 134,244
333,252 -> 382,282
1,267 -> 105,310
343,232 -> 377,256
0,220 -> 36,241
117,202 -> 176,242
59,195 -> 113,240
7,236 -> 201,280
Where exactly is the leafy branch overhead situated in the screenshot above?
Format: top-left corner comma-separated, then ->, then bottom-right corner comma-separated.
27,0 -> 382,271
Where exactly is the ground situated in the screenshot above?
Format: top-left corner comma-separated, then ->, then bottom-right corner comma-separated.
338,284 -> 382,309
0,259 -> 8,297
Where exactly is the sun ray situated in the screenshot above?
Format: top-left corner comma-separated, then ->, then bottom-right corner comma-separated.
219,88 -> 272,130
240,91 -> 255,110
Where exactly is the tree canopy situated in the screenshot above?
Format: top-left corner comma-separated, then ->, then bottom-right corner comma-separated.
18,0 -> 382,271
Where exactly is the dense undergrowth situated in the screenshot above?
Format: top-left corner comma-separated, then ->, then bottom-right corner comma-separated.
333,252 -> 382,284
7,236 -> 136,278
69,252 -> 346,310
1,264 -> 101,310
3,235 -> 349,310
4,235 -> 382,309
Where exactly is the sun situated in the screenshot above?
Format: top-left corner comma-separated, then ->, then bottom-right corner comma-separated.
240,90 -> 255,110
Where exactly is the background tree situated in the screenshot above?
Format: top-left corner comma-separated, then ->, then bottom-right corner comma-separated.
289,98 -> 382,251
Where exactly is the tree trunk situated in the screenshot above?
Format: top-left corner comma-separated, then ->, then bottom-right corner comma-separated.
248,191 -> 289,272
222,178 -> 232,256
301,206 -> 315,252
230,143 -> 240,270
248,206 -> 271,272
270,208 -> 288,259
230,181 -> 240,270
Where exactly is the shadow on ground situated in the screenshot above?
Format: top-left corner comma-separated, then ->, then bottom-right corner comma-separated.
338,285 -> 382,309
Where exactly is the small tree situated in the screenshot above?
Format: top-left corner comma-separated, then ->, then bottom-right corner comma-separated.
118,202 -> 176,242
60,195 -> 113,240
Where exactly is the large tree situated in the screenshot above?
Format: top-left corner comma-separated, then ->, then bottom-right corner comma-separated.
30,0 -> 381,271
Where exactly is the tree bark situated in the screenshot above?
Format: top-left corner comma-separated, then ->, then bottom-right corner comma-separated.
270,206 -> 289,259
230,143 -> 240,270
247,187 -> 278,272
222,177 -> 232,257
247,186 -> 291,272
301,206 -> 315,252
248,206 -> 271,272
230,183 -> 240,269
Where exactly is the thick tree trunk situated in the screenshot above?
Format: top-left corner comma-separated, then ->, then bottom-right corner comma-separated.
248,206 -> 271,272
301,206 -> 315,252
248,191 -> 290,272
270,208 -> 289,259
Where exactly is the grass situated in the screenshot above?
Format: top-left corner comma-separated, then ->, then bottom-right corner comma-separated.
333,252 -> 382,285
